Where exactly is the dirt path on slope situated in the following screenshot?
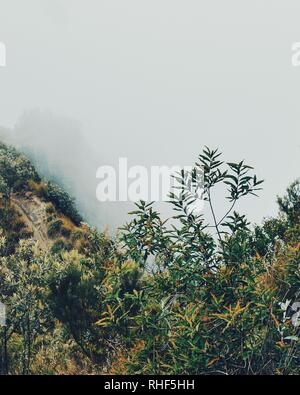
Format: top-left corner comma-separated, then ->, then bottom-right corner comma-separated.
11,194 -> 50,250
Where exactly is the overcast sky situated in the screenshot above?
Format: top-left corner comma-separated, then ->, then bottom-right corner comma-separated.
1,0 -> 300,230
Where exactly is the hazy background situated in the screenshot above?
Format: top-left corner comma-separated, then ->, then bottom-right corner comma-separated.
1,0 -> 300,231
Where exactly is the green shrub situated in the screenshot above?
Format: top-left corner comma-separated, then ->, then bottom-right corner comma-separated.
51,239 -> 68,254
45,203 -> 55,214
47,215 -> 54,223
43,182 -> 82,225
2,144 -> 300,376
47,219 -> 63,238
61,227 -> 71,238
0,143 -> 39,205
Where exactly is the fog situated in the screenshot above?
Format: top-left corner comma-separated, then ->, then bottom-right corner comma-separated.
1,0 -> 300,230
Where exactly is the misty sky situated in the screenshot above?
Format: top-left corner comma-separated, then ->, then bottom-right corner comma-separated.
1,0 -> 300,230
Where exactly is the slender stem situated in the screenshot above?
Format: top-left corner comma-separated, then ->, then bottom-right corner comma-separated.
217,200 -> 236,226
208,190 -> 225,256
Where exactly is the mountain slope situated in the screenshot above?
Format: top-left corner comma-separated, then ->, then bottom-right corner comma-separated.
11,193 -> 50,250
0,141 -> 87,254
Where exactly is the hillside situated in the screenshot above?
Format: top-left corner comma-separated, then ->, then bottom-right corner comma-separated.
10,191 -> 88,253
0,142 -> 90,256
0,141 -> 108,374
11,193 -> 50,250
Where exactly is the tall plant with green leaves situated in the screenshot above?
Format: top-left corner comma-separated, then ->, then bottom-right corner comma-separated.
121,147 -> 263,272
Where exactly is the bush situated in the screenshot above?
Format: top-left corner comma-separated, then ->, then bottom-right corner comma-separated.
47,220 -> 63,238
43,182 -> 82,225
47,215 -> 54,223
2,144 -> 300,376
0,143 -> 39,204
45,203 -> 55,214
61,227 -> 71,238
103,148 -> 300,375
51,239 -> 69,254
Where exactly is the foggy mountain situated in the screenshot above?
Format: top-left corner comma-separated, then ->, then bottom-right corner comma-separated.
0,110 -> 110,229
1,1 -> 300,230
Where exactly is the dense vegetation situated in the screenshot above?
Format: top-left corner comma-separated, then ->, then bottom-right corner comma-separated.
0,142 -> 300,375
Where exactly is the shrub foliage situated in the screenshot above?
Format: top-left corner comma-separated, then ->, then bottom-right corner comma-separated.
0,143 -> 300,375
